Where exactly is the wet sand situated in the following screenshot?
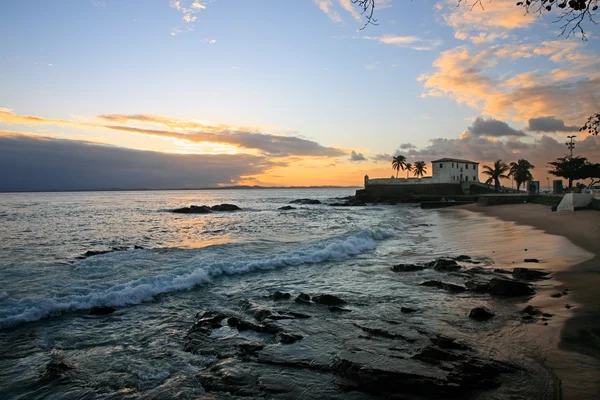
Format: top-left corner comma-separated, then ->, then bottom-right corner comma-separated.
457,203 -> 600,399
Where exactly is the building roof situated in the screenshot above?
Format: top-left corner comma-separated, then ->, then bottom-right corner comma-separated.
431,158 -> 479,164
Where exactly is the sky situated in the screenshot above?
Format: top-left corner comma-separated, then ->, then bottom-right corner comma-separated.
1,0 -> 599,190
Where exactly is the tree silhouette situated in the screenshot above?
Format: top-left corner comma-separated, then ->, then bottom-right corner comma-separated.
392,155 -> 407,178
509,159 -> 535,192
413,161 -> 427,178
482,160 -> 510,192
404,162 -> 413,179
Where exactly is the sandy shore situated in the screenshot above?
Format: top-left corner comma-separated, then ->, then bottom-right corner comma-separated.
457,203 -> 600,359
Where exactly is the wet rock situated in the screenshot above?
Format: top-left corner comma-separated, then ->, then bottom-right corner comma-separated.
271,291 -> 291,301
278,206 -> 296,210
312,294 -> 346,306
413,346 -> 464,363
44,360 -> 73,381
198,358 -> 259,397
171,205 -> 212,214
133,245 -> 144,249
469,307 -> 495,321
465,279 -> 490,293
211,204 -> 241,212
252,309 -> 272,322
493,268 -> 511,274
550,292 -> 563,298
329,197 -> 366,207
521,315 -> 534,322
521,305 -> 541,315
428,258 -> 462,272
488,278 -> 534,297
354,324 -> 415,342
523,258 -> 539,263
454,255 -> 472,262
565,304 -> 572,309
401,307 -> 418,313
294,293 -> 311,305
89,306 -> 116,315
190,310 -> 228,334
329,306 -> 352,312
391,263 -> 426,272
274,332 -> 304,344
430,335 -> 470,351
285,311 -> 311,319
421,280 -> 466,293
236,342 -> 265,356
542,312 -> 553,318
79,249 -> 112,259
289,199 -> 321,205
512,267 -> 549,280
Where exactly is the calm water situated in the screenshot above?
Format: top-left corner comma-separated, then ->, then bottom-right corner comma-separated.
0,189 -> 594,399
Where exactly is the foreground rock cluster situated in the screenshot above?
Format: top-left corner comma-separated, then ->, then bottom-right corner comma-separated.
171,204 -> 241,214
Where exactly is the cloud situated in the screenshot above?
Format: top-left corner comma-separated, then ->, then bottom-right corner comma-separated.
364,34 -> 442,51
350,150 -> 367,161
170,0 -> 206,34
419,42 -> 600,125
0,132 -> 279,192
464,117 -> 527,138
399,143 -> 416,149
527,116 -> 580,133
371,153 -> 392,162
339,0 -> 361,21
0,109 -> 345,158
314,0 -> 343,24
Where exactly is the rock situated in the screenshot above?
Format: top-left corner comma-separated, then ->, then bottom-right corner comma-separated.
289,199 -> 321,205
413,346 -> 464,363
271,291 -> 291,301
294,293 -> 311,305
550,292 -> 563,298
312,294 -> 346,306
354,324 -> 415,341
329,306 -> 352,312
391,263 -> 426,272
252,309 -> 272,322
521,305 -> 541,315
469,307 -> 495,321
401,307 -> 418,313
542,312 -> 553,318
133,245 -> 144,249
521,315 -> 534,321
523,258 -> 539,263
274,332 -> 303,344
211,204 -> 241,211
284,311 -> 311,319
171,205 -> 212,214
236,342 -> 265,355
278,206 -> 296,210
454,255 -> 472,262
89,306 -> 116,315
79,249 -> 112,259
421,280 -> 466,293
44,360 -> 73,380
488,278 -> 534,297
512,268 -> 549,280
493,268 -> 511,274
565,304 -> 572,309
428,258 -> 461,272
430,335 -> 469,351
465,280 -> 490,293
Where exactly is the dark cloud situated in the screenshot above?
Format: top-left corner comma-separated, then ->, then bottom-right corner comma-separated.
350,151 -> 367,161
527,116 -> 580,133
0,133 -> 279,192
371,153 -> 392,162
399,143 -> 416,149
466,117 -> 527,137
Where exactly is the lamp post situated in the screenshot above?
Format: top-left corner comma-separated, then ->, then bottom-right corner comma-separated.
566,135 -> 576,158
546,177 -> 550,192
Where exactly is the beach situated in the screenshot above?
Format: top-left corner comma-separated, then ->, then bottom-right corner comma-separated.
457,203 -> 600,398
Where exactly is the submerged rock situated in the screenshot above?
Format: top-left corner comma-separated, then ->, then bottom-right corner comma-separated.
469,307 -> 495,321
454,255 -> 472,262
278,206 -> 296,210
274,332 -> 304,344
413,345 -> 464,363
312,294 -> 346,306
171,205 -> 212,214
271,291 -> 291,301
428,258 -> 462,272
89,306 -> 116,315
289,199 -> 321,205
44,360 -> 73,381
421,280 -> 466,293
521,305 -> 541,315
488,278 -> 534,297
465,280 -> 490,293
294,293 -> 311,305
523,258 -> 539,263
78,249 -> 112,259
401,307 -> 418,313
512,267 -> 549,280
211,204 -> 241,212
392,263 -> 426,272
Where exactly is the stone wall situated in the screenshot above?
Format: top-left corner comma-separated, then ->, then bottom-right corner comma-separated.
477,194 -> 538,206
356,183 -> 464,201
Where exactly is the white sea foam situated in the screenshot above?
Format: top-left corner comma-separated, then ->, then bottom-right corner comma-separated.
0,228 -> 394,329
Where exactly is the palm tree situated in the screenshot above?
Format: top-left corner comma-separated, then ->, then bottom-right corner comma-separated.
413,161 -> 427,178
404,162 -> 413,179
508,159 -> 535,192
482,159 -> 510,192
391,155 -> 406,178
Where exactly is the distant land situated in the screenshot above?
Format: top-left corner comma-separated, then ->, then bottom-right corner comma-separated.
0,185 -> 361,194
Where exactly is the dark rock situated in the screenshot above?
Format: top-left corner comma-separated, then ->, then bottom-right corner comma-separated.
312,294 -> 346,306
401,307 -> 418,313
469,307 -> 495,321
550,292 -> 563,298
89,306 -> 116,315
252,309 -> 272,322
454,255 -> 472,261
274,332 -> 304,344
430,335 -> 470,350
521,305 -> 541,315
565,304 -> 572,309
44,360 -> 73,381
542,312 -> 553,318
465,279 -> 490,293
79,249 -> 112,259
428,258 -> 461,272
210,204 -> 241,212
271,291 -> 291,301
523,258 -> 539,263
278,206 -> 296,210
512,267 -> 549,280
521,315 -> 534,321
289,199 -> 321,205
354,324 -> 414,341
413,346 -> 464,363
493,268 -> 511,274
190,310 -> 228,334
133,245 -> 144,249
284,311 -> 311,319
421,280 -> 466,293
294,293 -> 311,305
488,278 -> 534,297
329,306 -> 352,312
171,205 -> 212,214
236,342 -> 265,355
391,263 -> 426,272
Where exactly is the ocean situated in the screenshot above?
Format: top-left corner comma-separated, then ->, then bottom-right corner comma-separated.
0,189 -> 593,399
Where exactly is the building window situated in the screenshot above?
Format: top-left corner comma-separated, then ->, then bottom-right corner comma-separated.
466,176 -> 469,181
466,163 -> 469,168
439,163 -> 443,168
473,176 -> 476,181
452,163 -> 454,168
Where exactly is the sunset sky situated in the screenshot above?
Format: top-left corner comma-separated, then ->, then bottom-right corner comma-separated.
1,0 -> 599,190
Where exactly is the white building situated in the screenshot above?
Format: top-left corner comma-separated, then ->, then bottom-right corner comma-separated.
430,158 -> 479,183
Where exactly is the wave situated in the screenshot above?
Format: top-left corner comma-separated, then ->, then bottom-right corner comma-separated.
0,228 -> 394,329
